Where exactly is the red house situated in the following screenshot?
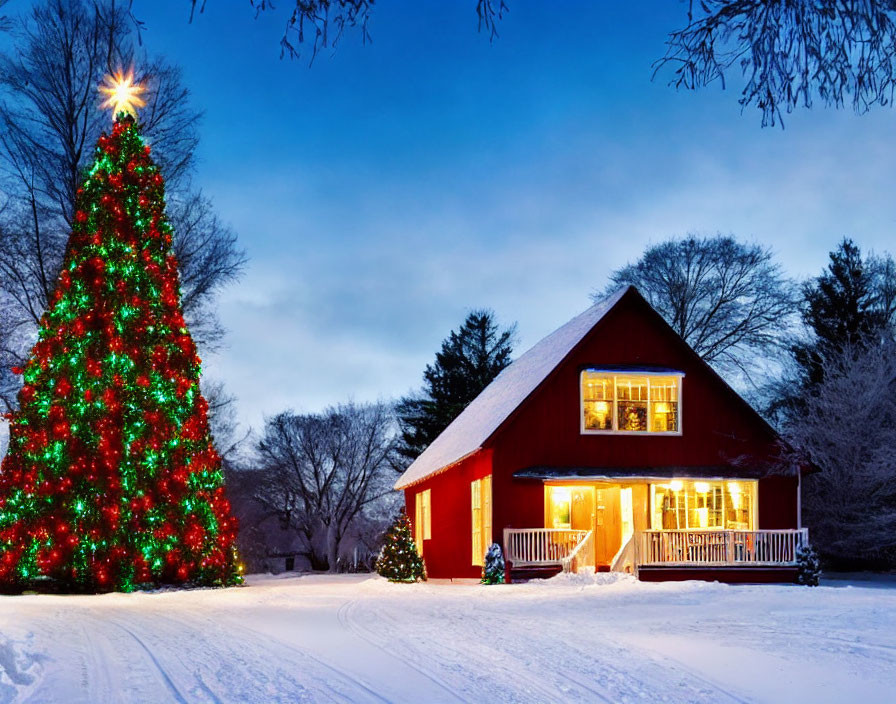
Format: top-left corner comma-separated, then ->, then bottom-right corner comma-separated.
395,286 -> 806,583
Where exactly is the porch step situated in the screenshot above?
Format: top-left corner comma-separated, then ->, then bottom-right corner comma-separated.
509,565 -> 562,583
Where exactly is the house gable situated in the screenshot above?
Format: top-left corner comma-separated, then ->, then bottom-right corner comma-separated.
396,286 -> 781,491
489,288 -> 780,479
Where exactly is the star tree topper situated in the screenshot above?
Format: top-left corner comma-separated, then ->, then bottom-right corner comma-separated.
99,69 -> 146,118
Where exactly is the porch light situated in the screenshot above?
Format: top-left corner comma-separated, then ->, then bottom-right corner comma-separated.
694,482 -> 710,494
669,480 -> 683,492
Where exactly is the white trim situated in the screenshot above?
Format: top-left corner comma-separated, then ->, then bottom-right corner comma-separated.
580,370 -> 684,436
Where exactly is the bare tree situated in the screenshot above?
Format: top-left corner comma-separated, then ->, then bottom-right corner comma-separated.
252,402 -> 398,571
0,0 -> 246,413
780,338 -> 896,567
870,251 -> 896,331
183,2 -> 896,127
599,234 -> 798,380
187,0 -> 507,60
656,1 -> 896,126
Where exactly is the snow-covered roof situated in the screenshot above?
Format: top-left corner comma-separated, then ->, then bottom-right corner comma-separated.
394,286 -> 631,490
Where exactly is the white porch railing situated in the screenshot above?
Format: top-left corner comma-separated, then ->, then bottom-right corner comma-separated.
636,528 -> 809,566
503,528 -> 592,572
561,530 -> 594,573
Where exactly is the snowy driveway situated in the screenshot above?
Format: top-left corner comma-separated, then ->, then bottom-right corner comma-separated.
2,573 -> 895,703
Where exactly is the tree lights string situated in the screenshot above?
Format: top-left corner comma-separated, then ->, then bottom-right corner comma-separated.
0,74 -> 240,592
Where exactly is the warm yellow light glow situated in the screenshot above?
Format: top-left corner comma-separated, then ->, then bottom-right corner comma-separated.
728,482 -> 743,509
669,480 -> 683,492
595,401 -> 609,413
655,402 -> 670,414
99,69 -> 146,117
694,482 -> 710,494
697,507 -> 709,528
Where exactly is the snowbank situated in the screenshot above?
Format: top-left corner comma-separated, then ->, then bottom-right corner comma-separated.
1,572 -> 894,703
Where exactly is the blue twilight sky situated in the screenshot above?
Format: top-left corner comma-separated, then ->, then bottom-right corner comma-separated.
105,2 -> 896,432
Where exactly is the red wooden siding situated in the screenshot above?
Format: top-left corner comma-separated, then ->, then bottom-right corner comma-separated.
405,449 -> 493,579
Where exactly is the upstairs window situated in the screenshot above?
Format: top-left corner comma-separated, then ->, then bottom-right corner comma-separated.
581,370 -> 682,434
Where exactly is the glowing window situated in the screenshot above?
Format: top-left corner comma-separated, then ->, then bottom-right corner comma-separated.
415,489 -> 431,555
582,371 -> 681,433
549,486 -> 572,529
471,476 -> 492,566
650,480 -> 756,530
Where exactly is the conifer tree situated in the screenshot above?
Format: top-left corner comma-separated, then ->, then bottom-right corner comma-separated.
375,511 -> 426,582
794,239 -> 887,385
397,310 -> 514,463
0,75 -> 240,593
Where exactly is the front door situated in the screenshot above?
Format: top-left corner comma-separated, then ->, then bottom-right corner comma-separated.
595,486 -> 623,565
570,487 -> 594,532
570,487 -> 595,564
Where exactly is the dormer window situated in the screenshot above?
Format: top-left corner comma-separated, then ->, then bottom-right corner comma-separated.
581,369 -> 683,434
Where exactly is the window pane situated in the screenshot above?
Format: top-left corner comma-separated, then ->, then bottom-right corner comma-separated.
650,376 -> 679,432
653,484 -> 686,529
582,371 -> 613,430
724,481 -> 754,530
616,376 -> 648,431
688,481 -> 723,528
550,487 -> 571,528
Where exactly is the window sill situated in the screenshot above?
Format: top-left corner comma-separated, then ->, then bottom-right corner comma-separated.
581,429 -> 682,437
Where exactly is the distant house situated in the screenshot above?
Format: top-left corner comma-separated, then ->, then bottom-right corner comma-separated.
394,286 -> 806,583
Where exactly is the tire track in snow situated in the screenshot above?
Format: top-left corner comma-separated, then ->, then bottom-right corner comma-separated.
211,610 -> 394,704
114,607 -> 357,703
105,619 -> 189,704
339,597 -> 614,703
335,599 -> 471,703
455,601 -> 748,704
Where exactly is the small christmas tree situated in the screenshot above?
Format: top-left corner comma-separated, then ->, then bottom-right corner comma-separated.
796,544 -> 821,586
375,511 -> 426,582
0,71 -> 240,593
481,542 -> 505,584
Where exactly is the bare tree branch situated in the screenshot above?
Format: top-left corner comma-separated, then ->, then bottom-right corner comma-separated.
655,1 -> 896,126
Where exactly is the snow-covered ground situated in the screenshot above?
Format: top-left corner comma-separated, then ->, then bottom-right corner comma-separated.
2,572 -> 895,703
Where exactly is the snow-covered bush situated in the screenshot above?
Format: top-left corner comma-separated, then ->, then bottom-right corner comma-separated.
796,545 -> 821,586
481,543 -> 505,585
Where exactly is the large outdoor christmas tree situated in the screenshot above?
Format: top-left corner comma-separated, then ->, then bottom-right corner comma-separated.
0,72 -> 241,593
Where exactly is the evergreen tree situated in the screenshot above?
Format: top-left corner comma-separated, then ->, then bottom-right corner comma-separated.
375,511 -> 426,582
0,104 -> 240,593
796,545 -> 821,587
794,239 -> 887,385
481,542 -> 505,585
397,310 -> 515,463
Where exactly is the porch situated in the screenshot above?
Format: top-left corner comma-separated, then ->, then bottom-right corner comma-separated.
503,527 -> 809,580
502,475 -> 805,582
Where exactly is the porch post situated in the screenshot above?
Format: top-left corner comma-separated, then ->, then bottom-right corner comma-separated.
797,470 -> 802,531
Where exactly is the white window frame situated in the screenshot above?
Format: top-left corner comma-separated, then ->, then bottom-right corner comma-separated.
580,369 -> 684,436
